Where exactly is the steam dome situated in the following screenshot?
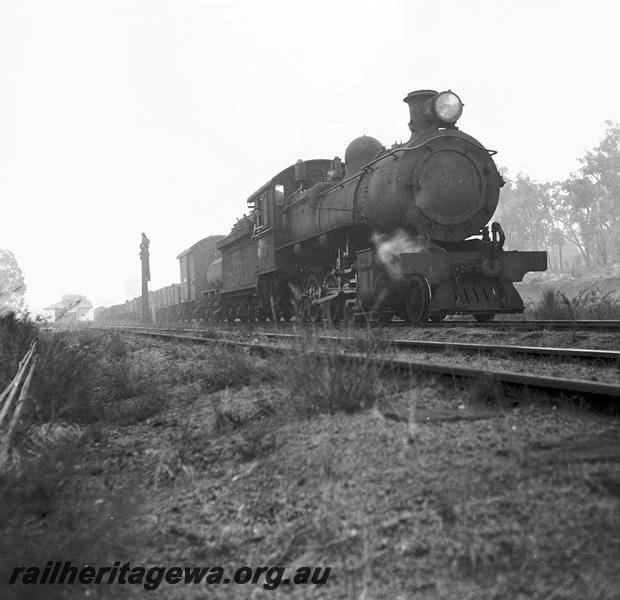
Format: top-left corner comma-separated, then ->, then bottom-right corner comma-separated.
344,135 -> 384,177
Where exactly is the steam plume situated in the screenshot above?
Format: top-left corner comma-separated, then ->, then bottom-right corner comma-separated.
372,229 -> 418,281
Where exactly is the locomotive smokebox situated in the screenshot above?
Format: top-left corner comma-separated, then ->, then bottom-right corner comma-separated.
360,89 -> 502,241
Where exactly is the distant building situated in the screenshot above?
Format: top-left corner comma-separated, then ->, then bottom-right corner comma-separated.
42,294 -> 94,323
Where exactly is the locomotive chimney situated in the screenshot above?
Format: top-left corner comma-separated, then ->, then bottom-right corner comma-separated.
403,89 -> 439,139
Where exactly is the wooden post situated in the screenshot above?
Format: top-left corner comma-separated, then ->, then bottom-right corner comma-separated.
140,233 -> 151,324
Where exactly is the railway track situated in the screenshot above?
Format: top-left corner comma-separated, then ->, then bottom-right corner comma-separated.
257,332 -> 620,363
107,325 -> 620,363
98,325 -> 620,403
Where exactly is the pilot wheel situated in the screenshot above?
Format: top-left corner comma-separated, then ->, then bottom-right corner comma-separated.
405,275 -> 431,324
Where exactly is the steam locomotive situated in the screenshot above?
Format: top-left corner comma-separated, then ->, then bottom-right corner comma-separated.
209,88 -> 547,323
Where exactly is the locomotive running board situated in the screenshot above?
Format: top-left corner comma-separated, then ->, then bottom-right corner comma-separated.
399,250 -> 547,284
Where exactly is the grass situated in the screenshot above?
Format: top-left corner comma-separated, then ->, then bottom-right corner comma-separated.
1,314 -> 165,425
0,320 -> 162,599
0,312 -> 38,390
466,378 -> 507,409
231,421 -> 278,462
199,344 -> 272,392
11,316 -> 617,598
157,341 -> 272,391
0,429 -> 141,600
526,286 -> 620,320
277,335 -> 392,416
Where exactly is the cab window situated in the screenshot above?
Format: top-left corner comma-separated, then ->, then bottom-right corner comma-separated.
252,192 -> 270,231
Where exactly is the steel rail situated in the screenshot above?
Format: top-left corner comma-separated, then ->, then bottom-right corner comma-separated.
258,332 -> 620,362
99,326 -> 620,401
107,325 -> 620,362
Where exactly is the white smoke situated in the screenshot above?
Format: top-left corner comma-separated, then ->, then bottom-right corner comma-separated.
372,229 -> 419,281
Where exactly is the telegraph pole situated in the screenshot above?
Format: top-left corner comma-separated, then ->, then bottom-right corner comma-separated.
139,232 -> 151,324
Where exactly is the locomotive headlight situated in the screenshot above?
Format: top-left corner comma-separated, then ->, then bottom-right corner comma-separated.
433,91 -> 463,124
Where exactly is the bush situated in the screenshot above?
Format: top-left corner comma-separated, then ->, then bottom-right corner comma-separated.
279,342 -> 384,415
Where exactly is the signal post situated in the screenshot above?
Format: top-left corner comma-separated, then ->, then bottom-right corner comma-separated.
139,232 -> 151,324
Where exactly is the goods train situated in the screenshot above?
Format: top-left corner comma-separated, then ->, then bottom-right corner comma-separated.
98,89 -> 547,325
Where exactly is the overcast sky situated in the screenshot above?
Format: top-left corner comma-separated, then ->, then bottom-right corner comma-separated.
1,0 -> 619,311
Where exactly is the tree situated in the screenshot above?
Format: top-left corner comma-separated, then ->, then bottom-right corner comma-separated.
552,121 -> 620,267
494,170 -> 554,254
0,249 -> 26,315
